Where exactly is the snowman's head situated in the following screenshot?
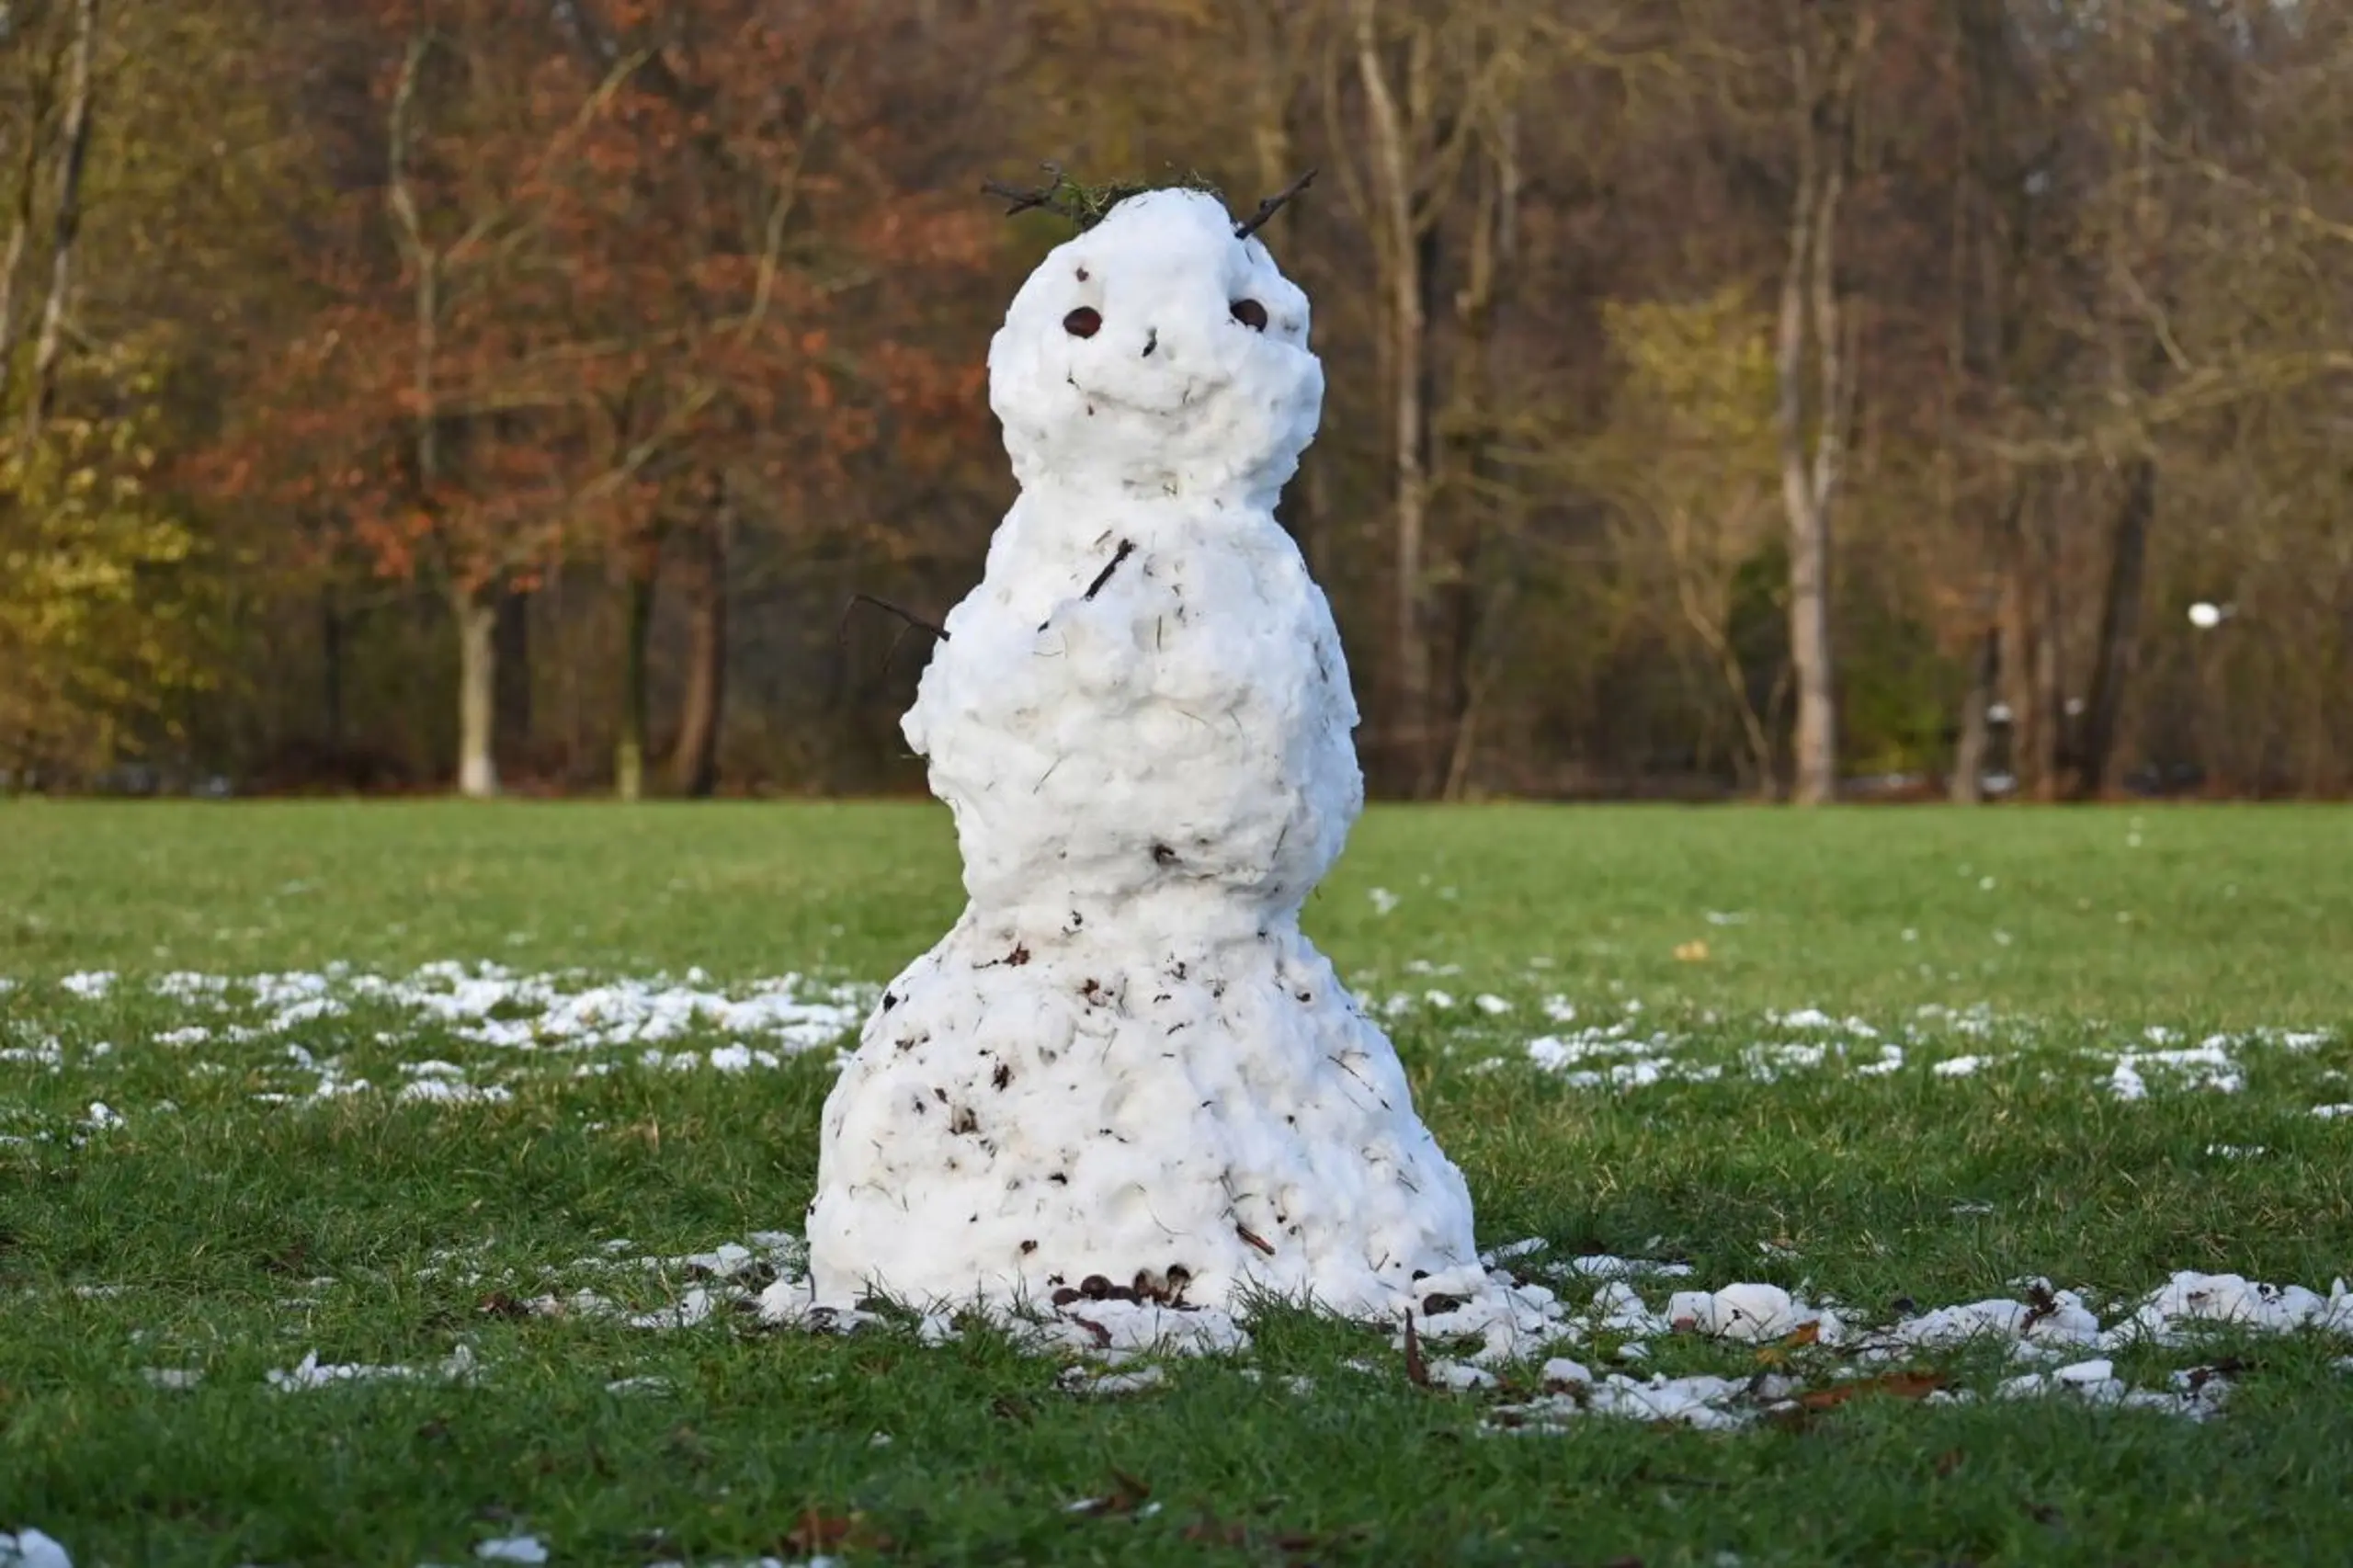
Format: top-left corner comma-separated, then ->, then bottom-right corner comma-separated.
988,187 -> 1323,501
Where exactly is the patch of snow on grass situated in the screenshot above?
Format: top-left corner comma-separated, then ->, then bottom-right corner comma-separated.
1866,1287 -> 2101,1354
1427,1359 -> 1497,1391
1060,1363 -> 1165,1396
136,962 -> 870,1059
267,1344 -> 478,1391
1667,1283 -> 1843,1344
397,1078 -> 512,1106
0,1529 -> 72,1568
2101,1272 -> 2353,1346
2107,1038 -> 2245,1100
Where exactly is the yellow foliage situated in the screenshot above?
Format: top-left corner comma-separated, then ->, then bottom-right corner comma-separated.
0,399 -> 213,775
1597,286 -> 1777,468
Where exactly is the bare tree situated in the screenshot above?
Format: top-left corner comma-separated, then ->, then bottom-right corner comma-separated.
21,0 -> 93,437
1774,3 -> 1872,806
1332,0 -> 1529,795
667,469 -> 729,797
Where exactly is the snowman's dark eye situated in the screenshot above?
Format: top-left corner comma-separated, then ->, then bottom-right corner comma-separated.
1063,307 -> 1102,338
1231,299 -> 1268,331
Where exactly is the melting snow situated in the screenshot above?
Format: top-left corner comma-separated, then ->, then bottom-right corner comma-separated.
2102,1272 -> 2353,1346
1060,1364 -> 1166,1396
0,1530 -> 72,1568
2109,1040 -> 2245,1099
1667,1283 -> 1842,1343
267,1344 -> 478,1391
135,962 -> 870,1057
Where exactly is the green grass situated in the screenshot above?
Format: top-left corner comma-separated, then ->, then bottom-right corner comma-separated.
2,801 -> 2351,1567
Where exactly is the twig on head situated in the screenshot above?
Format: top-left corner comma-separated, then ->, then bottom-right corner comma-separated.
981,161 -> 1082,221
1233,168 -> 1317,241
982,164 -> 1225,233
836,593 -> 948,683
840,593 -> 947,644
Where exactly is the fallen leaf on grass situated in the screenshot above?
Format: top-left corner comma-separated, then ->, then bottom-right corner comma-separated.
1754,1320 -> 1823,1365
782,1509 -> 892,1556
1179,1518 -> 1329,1559
1673,941 -> 1710,962
1800,1370 -> 1946,1409
1773,1369 -> 1947,1424
1182,1519 -> 1249,1549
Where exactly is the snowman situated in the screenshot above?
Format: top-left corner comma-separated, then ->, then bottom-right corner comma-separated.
805,179 -> 1479,1316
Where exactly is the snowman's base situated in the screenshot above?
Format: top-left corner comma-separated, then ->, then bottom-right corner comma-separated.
757,1251 -> 1570,1367
805,909 -> 1478,1315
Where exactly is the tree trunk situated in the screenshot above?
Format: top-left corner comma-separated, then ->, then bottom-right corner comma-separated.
1777,261 -> 1841,806
669,500 -> 729,798
2067,456 -> 2154,801
0,131 -> 39,414
1783,483 -> 1837,803
1356,6 -> 1434,796
23,0 -> 96,438
1433,129 -> 1515,803
1384,242 -> 1432,792
617,556 -> 654,802
2027,562 -> 2065,800
494,586 -> 531,775
1949,625 -> 1999,803
1998,499 -> 2056,799
1774,17 -> 1868,807
321,583 -> 346,753
455,587 -> 499,799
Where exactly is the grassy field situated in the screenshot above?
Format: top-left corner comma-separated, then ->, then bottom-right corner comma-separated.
3,801 -> 2351,1567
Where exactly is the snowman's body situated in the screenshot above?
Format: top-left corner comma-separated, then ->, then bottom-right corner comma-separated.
806,189 -> 1477,1314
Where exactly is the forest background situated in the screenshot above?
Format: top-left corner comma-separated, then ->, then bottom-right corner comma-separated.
2,0 -> 2346,803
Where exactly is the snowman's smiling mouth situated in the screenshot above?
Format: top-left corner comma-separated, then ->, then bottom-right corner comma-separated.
1068,370 -> 1222,419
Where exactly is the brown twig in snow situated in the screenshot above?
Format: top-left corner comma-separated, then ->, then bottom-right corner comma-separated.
1404,1308 -> 1430,1387
1084,540 -> 1135,600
